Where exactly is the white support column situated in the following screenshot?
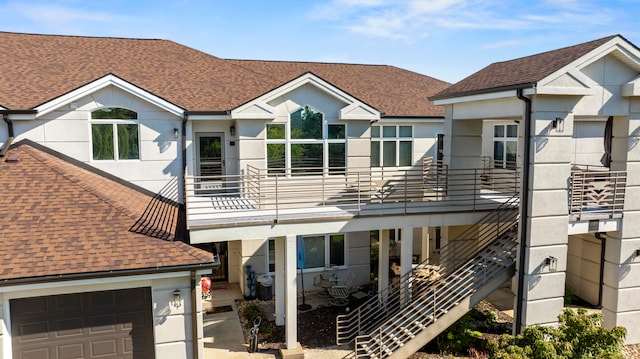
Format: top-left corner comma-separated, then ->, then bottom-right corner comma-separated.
421,228 -> 430,263
378,230 -> 390,296
284,234 -> 298,349
400,227 -> 414,305
401,228 -> 413,276
275,237 -> 285,326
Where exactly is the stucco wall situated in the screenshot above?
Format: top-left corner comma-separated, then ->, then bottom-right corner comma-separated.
11,85 -> 183,200
566,234 -> 602,306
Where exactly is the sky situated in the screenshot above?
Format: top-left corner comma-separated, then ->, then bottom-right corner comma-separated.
1,0 -> 639,83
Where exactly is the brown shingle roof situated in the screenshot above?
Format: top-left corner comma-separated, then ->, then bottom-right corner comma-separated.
0,141 -> 214,283
227,60 -> 450,117
431,35 -> 619,99
0,31 -> 448,117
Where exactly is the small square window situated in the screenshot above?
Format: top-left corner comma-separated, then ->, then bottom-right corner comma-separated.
399,126 -> 412,137
371,126 -> 380,138
382,126 -> 396,138
267,124 -> 285,139
328,124 -> 346,139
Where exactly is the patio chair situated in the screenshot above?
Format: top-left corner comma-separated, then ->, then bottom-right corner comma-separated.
328,271 -> 354,306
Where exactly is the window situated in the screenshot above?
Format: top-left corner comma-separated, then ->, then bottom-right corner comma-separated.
266,234 -> 346,272
265,106 -> 346,175
91,108 -> 139,160
371,125 -> 413,167
493,124 -> 518,169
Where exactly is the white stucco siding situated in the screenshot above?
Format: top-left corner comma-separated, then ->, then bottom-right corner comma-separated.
572,120 -> 606,166
10,85 -> 184,199
268,83 -> 346,120
450,97 -> 523,120
566,234 -> 602,306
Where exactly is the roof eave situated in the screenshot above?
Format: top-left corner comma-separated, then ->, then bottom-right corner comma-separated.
429,82 -> 537,102
0,262 -> 217,288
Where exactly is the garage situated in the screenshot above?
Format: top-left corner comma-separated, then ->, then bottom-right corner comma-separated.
10,287 -> 155,359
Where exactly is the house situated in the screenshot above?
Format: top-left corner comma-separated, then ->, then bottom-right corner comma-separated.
0,140 -> 216,358
1,30 -> 638,359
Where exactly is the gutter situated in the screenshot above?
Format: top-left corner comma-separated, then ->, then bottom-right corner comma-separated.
0,113 -> 13,157
515,86 -> 533,334
594,232 -> 607,308
180,113 -> 190,241
0,110 -> 38,157
0,263 -> 215,288
429,82 -> 537,101
191,270 -> 199,359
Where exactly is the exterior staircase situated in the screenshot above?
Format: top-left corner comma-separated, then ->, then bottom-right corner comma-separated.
336,195 -> 519,359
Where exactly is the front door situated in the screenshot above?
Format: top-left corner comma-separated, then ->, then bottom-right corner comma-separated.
196,133 -> 224,192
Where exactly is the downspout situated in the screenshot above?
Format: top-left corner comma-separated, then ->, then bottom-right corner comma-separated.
515,87 -> 532,335
595,232 -> 607,308
0,113 -> 14,157
181,113 -> 189,241
191,270 -> 199,359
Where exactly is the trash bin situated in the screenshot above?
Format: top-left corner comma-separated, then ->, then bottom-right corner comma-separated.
256,274 -> 273,300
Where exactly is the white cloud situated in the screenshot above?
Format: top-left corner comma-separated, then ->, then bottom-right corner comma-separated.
1,2 -> 140,35
311,0 -> 625,40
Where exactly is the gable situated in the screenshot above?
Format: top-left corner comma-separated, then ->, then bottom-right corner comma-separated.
34,74 -> 185,119
231,73 -> 380,121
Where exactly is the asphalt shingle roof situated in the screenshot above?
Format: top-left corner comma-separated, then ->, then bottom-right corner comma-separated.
0,141 -> 214,283
0,31 -> 449,117
431,35 -> 619,99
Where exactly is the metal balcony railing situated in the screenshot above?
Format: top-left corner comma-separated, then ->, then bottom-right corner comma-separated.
185,160 -> 520,228
569,166 -> 626,220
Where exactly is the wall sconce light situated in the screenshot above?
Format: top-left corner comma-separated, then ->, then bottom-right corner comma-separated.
552,117 -> 563,129
171,289 -> 182,308
635,249 -> 640,258
229,125 -> 236,136
173,128 -> 179,140
545,256 -> 558,271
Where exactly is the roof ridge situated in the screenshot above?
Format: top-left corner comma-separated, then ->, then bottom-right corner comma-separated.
0,30 -> 167,42
227,58 -> 392,68
492,34 -> 619,65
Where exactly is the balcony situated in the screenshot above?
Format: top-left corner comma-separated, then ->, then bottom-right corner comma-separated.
185,161 -> 520,229
569,166 -> 627,221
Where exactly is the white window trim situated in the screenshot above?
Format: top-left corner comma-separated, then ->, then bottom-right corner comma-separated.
371,125 -> 414,168
265,106 -> 347,177
265,233 -> 348,274
492,124 -> 518,169
89,119 -> 141,162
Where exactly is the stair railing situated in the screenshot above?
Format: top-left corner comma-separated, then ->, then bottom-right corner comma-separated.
336,194 -> 520,345
354,232 -> 518,358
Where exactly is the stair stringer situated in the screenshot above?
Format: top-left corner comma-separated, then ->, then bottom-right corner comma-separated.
387,264 -> 515,359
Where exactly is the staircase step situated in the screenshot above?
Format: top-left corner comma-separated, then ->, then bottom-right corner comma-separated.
389,322 -> 416,339
373,337 -> 394,356
359,343 -> 379,359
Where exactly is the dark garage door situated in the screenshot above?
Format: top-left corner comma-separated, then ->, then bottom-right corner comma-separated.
10,287 -> 155,359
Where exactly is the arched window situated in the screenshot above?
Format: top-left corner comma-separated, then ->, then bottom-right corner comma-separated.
91,107 -> 139,160
266,105 -> 346,175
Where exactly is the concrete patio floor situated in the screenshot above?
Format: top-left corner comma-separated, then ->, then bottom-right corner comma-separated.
203,283 -> 352,359
203,283 -> 517,359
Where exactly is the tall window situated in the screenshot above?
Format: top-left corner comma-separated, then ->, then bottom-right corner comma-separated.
91,108 -> 139,160
266,105 -> 346,175
371,125 -> 413,167
266,234 -> 345,272
493,124 -> 518,169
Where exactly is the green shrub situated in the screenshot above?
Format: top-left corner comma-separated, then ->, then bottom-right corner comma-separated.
488,308 -> 626,359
